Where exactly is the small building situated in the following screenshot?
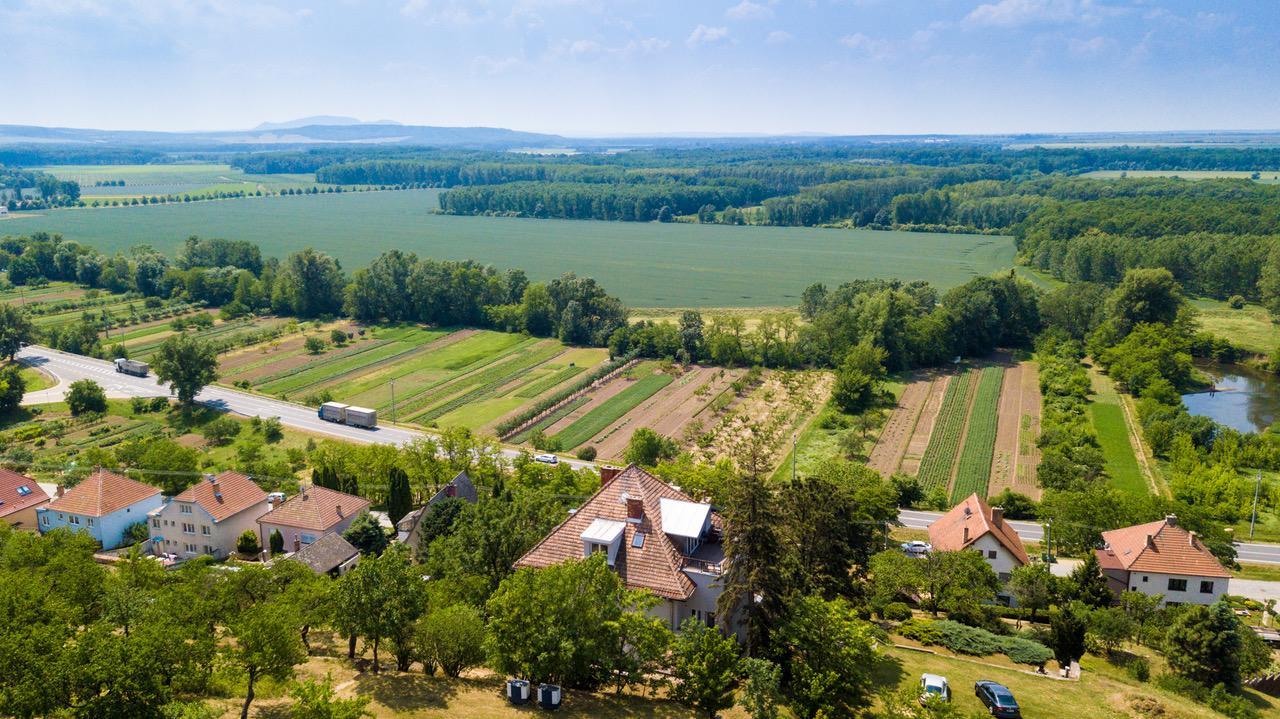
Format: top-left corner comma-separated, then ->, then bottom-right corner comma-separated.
289,532 -> 361,577
148,471 -> 269,561
395,470 -> 478,549
0,205 -> 9,217
257,485 -> 369,550
0,468 -> 50,530
37,469 -> 163,549
1097,515 -> 1230,606
928,493 -> 1029,587
516,464 -> 728,634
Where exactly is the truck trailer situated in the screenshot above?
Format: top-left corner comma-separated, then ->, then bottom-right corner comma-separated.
114,358 -> 149,377
317,402 -> 377,429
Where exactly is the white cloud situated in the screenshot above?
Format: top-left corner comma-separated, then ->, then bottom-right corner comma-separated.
1068,35 -> 1108,56
549,36 -> 670,60
687,24 -> 729,46
726,0 -> 772,21
839,32 -> 891,59
765,30 -> 792,45
473,54 -> 523,74
963,0 -> 1120,28
401,0 -> 494,24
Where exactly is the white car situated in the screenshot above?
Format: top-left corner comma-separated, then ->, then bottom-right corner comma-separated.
900,540 -> 932,556
533,453 -> 559,465
919,674 -> 950,705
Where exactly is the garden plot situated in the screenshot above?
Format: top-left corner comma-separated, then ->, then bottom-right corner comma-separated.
868,373 -> 933,477
989,361 -> 1042,500
551,365 -> 675,449
897,375 -> 951,477
916,371 -> 977,492
587,366 -> 744,461
950,366 -> 1005,502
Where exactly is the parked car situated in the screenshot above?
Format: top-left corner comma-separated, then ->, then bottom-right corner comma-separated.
900,540 -> 932,556
975,681 -> 1021,718
533,453 -> 559,465
919,673 -> 950,705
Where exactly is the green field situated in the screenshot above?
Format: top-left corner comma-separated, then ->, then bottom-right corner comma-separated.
3,189 -> 1017,307
553,370 -> 675,449
1090,402 -> 1146,494
951,366 -> 1004,502
1193,298 -> 1277,355
1085,169 -> 1280,184
33,163 -> 336,200
917,370 -> 974,491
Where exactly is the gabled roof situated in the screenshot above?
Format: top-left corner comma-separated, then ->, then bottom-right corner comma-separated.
928,493 -> 1030,566
396,471 -> 477,544
289,532 -> 360,574
45,469 -> 160,518
259,485 -> 369,532
0,468 -> 49,519
516,464 -> 720,600
1099,516 -> 1230,578
170,471 -> 268,523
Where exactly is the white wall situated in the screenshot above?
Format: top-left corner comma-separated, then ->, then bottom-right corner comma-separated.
1125,570 -> 1227,606
970,534 -> 1023,580
150,499 -> 269,560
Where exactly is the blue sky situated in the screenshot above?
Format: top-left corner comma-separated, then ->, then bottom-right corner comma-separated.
2,0 -> 1277,135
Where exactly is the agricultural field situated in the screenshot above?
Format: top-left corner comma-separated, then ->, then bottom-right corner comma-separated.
1089,368 -> 1150,496
1085,169 -> 1280,184
32,163 -> 340,202
951,366 -> 1005,502
1193,298 -> 1278,355
0,281 -> 216,342
988,361 -> 1042,499
3,189 -> 1017,307
916,370 -> 976,492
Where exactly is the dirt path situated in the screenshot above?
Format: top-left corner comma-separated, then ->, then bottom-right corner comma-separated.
899,374 -> 950,476
592,366 -> 731,460
989,362 -> 1042,499
868,374 -> 932,477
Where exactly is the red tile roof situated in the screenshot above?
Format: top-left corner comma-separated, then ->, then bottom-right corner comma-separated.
516,464 -> 717,600
45,469 -> 160,518
928,493 -> 1030,566
1100,516 -> 1229,578
171,471 -> 268,523
0,468 -> 49,519
259,485 -> 369,532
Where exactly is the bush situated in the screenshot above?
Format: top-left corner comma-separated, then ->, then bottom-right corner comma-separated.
1126,656 -> 1151,682
900,619 -> 1052,665
414,605 -> 487,677
330,328 -> 349,346
303,336 -> 327,354
202,416 -> 241,446
236,530 -> 261,556
66,379 -> 108,416
576,445 -> 597,461
149,396 -> 169,412
934,620 -> 1003,656
1000,636 -> 1054,666
882,602 -> 913,622
1229,295 -> 1246,310
897,618 -> 943,645
1155,675 -> 1259,719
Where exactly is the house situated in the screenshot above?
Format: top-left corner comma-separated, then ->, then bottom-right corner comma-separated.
1096,515 -> 1230,606
516,464 -> 728,633
395,470 -> 478,548
289,532 -> 361,577
148,471 -> 269,561
37,469 -> 163,549
257,485 -> 369,550
0,468 -> 50,530
928,493 -> 1030,587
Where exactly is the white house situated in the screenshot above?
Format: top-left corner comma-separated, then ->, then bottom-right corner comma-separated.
149,471 -> 269,560
516,465 -> 729,634
38,469 -> 163,549
1097,515 -> 1230,606
928,493 -> 1030,603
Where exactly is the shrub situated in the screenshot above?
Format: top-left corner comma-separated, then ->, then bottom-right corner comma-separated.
1229,295 -> 1246,310
202,416 -> 241,446
1000,636 -> 1054,666
882,602 -> 913,622
330,328 -> 349,346
897,618 -> 943,645
1126,656 -> 1151,682
304,336 -> 327,354
130,396 -> 149,414
149,396 -> 169,412
236,530 -> 261,556
934,620 -> 1003,656
576,445 -> 597,461
66,379 -> 108,416
414,605 -> 487,677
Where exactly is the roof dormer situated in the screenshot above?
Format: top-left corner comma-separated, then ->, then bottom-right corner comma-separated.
580,517 -> 626,566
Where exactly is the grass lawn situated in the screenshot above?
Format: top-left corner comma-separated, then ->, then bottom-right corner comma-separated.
553,371 -> 674,449
1193,298 -> 1278,355
18,365 -> 55,392
1090,403 -> 1147,495
1234,562 -> 1280,582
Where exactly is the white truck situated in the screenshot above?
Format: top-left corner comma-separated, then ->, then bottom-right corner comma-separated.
317,401 -> 377,429
114,358 -> 149,377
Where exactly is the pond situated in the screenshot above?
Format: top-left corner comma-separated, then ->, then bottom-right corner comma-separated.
1181,363 -> 1280,434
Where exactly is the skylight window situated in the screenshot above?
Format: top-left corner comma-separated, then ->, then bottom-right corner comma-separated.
15,485 -> 30,496
632,532 -> 646,548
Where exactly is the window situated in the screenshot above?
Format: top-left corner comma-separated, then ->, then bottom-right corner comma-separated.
590,543 -> 606,555
987,550 -> 997,559
69,516 -> 80,526
301,534 -> 316,545
1200,580 -> 1215,594
690,609 -> 716,628
632,532 -> 646,548
15,485 -> 30,497
86,518 -> 95,527
41,515 -> 49,526
180,504 -> 192,514
152,518 -> 160,528
1142,576 -> 1149,582
182,523 -> 195,534
201,525 -> 211,536
1167,578 -> 1188,592
184,543 -> 197,553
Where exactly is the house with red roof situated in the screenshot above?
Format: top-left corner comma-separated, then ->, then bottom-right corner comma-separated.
37,469 -> 163,549
148,471 -> 270,560
928,493 -> 1030,602
1097,515 -> 1230,606
516,464 -> 728,633
257,484 -> 370,552
0,468 -> 50,531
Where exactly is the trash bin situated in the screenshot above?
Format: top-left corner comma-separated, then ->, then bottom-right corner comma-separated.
538,684 -> 562,710
506,679 -> 530,705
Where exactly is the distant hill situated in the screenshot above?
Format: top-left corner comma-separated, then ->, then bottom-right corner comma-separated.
253,116 -> 403,131
0,123 -> 565,149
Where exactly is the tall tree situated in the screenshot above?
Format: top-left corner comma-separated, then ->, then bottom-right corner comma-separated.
224,603 -> 305,719
1008,563 -> 1057,623
273,248 -> 346,318
718,472 -> 791,656
669,619 -> 740,719
385,467 -> 412,524
151,334 -> 218,404
1165,601 -> 1246,689
0,304 -> 35,361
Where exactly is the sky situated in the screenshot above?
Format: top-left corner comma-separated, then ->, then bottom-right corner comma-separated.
2,0 -> 1278,136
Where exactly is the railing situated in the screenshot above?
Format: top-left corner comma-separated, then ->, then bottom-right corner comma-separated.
681,557 -> 723,575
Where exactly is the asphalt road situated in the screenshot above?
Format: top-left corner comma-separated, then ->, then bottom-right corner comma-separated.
15,345 -> 597,470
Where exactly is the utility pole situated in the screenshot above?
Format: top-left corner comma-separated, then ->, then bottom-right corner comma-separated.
1251,470 -> 1262,539
1044,519 -> 1053,563
390,379 -> 397,424
791,432 -> 797,483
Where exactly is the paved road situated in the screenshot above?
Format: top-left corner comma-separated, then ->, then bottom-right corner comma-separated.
899,508 -> 1280,567
16,345 -> 597,470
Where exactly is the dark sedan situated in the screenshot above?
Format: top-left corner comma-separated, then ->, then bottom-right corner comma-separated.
975,681 -> 1021,718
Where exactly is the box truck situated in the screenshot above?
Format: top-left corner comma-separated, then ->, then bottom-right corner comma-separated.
317,402 -> 377,429
114,358 -> 149,377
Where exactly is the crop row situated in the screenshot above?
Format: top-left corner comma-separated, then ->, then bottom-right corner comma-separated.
510,396 -> 591,444
950,367 -> 1005,503
916,370 -> 974,491
494,351 -> 638,438
514,364 -> 585,399
403,344 -> 563,421
553,372 -> 675,449
255,340 -> 407,393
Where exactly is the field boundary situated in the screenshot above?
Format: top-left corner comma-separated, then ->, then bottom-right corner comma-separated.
499,359 -> 639,441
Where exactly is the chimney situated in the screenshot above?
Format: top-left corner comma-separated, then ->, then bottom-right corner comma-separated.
1189,531 -> 1198,549
626,497 -> 644,523
336,504 -> 344,519
1146,534 -> 1156,550
963,526 -> 970,543
293,535 -> 301,553
445,484 -> 456,498
214,489 -> 223,503
56,484 -> 64,498
990,506 -> 1004,526
600,466 -> 622,485
205,473 -> 216,485
1165,514 -> 1178,528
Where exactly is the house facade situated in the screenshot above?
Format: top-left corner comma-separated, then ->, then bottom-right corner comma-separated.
37,470 -> 163,549
0,468 -> 50,531
1097,515 -> 1230,606
257,485 -> 369,550
516,464 -> 729,634
149,471 -> 269,560
395,470 -> 478,551
928,493 -> 1030,602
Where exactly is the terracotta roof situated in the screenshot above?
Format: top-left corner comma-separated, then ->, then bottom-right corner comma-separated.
259,485 -> 369,532
516,464 -> 718,600
928,493 -> 1030,566
0,468 -> 49,519
290,532 -> 360,574
45,469 -> 160,518
171,471 -> 268,523
396,471 -> 478,543
1100,516 -> 1229,578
